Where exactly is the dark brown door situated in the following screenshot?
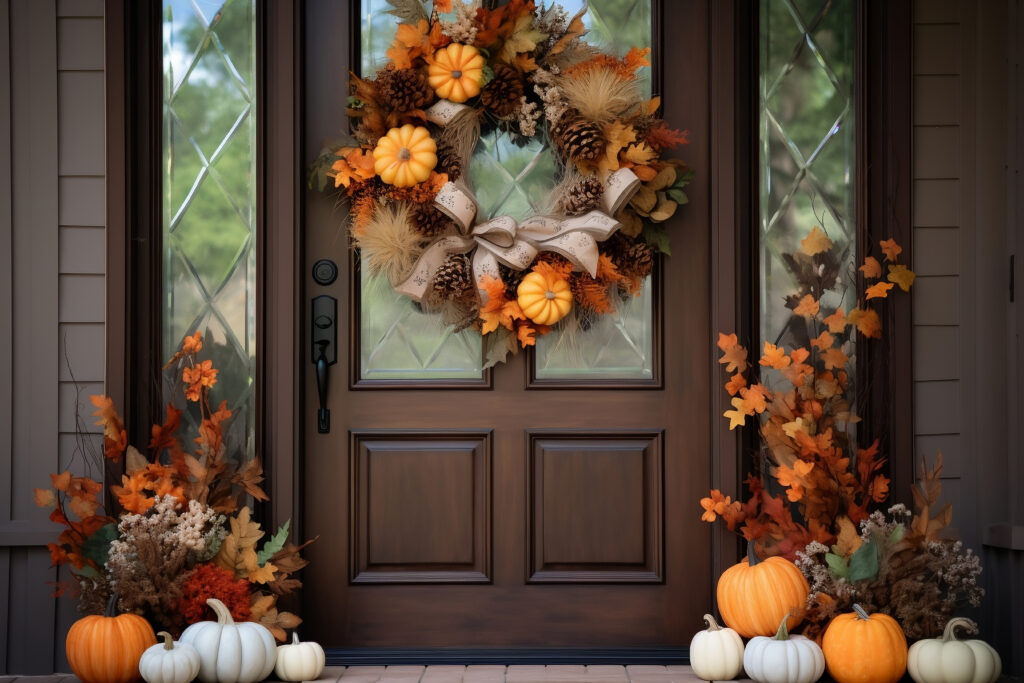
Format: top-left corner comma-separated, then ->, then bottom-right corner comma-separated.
300,0 -> 713,650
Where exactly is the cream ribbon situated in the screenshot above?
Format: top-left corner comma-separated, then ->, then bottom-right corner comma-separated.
393,101 -> 644,303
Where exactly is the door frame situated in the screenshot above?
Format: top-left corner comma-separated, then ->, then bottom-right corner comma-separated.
104,0 -> 913,662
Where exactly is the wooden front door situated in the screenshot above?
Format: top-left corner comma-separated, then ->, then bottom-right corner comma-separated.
300,0 -> 714,651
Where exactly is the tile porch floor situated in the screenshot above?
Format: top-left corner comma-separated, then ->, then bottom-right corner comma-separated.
0,667 -> 751,683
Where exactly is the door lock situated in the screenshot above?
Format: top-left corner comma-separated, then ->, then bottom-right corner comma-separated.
311,295 -> 337,433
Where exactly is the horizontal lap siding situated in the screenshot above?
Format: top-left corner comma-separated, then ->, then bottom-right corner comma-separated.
1,0 -> 105,673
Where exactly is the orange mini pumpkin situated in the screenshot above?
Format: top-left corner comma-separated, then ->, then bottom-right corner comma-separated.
66,593 -> 157,683
427,44 -> 485,103
517,269 -> 572,325
373,125 -> 437,188
716,544 -> 810,638
823,604 -> 908,683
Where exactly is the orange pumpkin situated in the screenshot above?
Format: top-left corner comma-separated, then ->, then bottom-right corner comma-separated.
372,125 -> 437,188
823,604 -> 908,683
716,544 -> 810,638
427,44 -> 485,103
66,593 -> 156,683
517,269 -> 572,325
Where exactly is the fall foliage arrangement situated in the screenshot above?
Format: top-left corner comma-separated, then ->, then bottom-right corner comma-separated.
702,228 -> 984,643
35,332 -> 313,642
312,0 -> 691,365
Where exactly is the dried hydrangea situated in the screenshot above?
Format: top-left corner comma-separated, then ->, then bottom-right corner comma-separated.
441,0 -> 480,45
515,96 -> 542,137
107,496 -> 226,630
532,69 -> 568,125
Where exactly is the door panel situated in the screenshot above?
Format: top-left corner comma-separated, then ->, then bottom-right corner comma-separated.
301,0 -> 712,650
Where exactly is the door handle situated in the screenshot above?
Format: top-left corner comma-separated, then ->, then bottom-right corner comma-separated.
311,295 -> 337,433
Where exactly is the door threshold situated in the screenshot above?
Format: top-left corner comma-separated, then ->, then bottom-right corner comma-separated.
326,648 -> 689,666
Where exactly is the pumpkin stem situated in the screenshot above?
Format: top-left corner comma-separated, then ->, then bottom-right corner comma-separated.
773,615 -> 791,641
104,590 -> 120,618
703,614 -> 722,632
158,631 -> 175,650
853,603 -> 871,621
206,598 -> 236,625
293,632 -> 301,644
942,617 -> 978,642
747,542 -> 761,566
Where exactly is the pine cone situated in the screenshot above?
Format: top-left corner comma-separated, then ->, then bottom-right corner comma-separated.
377,67 -> 433,113
499,264 -> 526,296
435,137 -> 462,181
413,204 -> 456,238
622,241 -> 655,279
432,254 -> 473,300
480,64 -> 524,118
561,177 -> 604,215
552,111 -> 604,163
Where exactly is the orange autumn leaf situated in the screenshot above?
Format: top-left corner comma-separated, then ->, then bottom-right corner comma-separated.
820,347 -> 849,371
859,256 -> 882,279
183,359 -> 218,402
800,226 -> 833,256
516,323 -> 538,347
434,0 -> 452,12
717,333 -> 749,373
880,238 -> 903,262
182,330 -> 203,355
386,19 -> 432,69
847,307 -> 882,338
887,264 -> 916,292
790,347 -> 810,365
644,122 -> 690,150
724,372 -> 746,396
793,294 -> 820,318
111,473 -> 155,514
870,475 -> 890,503
823,307 -> 848,334
740,384 -> 770,414
865,281 -> 894,300
759,342 -> 791,369
90,395 -> 128,462
51,471 -> 72,492
724,397 -> 748,430
34,488 -> 55,508
810,331 -> 834,351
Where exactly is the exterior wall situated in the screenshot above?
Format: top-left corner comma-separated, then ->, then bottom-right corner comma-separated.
912,0 -> 1022,672
0,0 -> 105,673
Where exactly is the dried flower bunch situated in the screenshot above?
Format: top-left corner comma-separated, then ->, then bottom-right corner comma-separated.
311,0 -> 692,366
34,332 -> 314,640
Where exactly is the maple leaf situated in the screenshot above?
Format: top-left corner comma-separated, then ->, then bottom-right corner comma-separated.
810,331 -> 834,351
820,347 -> 849,371
759,342 -> 791,369
51,471 -> 72,491
249,593 -> 301,642
887,264 -> 916,291
740,384 -> 770,414
724,372 -> 746,396
644,122 -> 689,150
34,488 -> 55,508
498,14 -> 546,62
865,281 -> 894,300
870,475 -> 890,503
834,515 -> 863,556
858,256 -> 882,279
386,19 -> 431,69
182,331 -> 203,355
717,333 -> 749,373
793,294 -> 820,318
516,322 -> 539,348
111,472 -> 154,514
547,7 -> 587,56
823,307 -> 848,334
623,142 -> 657,166
215,506 -> 265,578
800,226 -> 833,256
598,121 -> 636,173
724,397 -> 748,430
847,307 -> 882,339
880,238 -> 903,261
232,458 -> 269,502
243,546 -> 277,584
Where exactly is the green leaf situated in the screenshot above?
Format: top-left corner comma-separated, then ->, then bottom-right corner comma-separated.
481,65 -> 495,86
257,520 -> 291,566
385,0 -> 428,24
642,222 -> 672,256
825,552 -> 850,579
80,523 -> 119,568
666,188 -> 689,205
888,525 -> 905,545
848,539 -> 879,583
673,170 -> 695,187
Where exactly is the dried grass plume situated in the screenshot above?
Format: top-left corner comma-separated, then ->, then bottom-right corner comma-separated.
558,67 -> 641,124
352,202 -> 423,284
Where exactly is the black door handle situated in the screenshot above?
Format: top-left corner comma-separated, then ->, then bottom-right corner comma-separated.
311,295 -> 337,433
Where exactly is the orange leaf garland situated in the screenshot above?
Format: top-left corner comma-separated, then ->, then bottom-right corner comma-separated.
859,256 -> 882,278
823,307 -> 848,334
879,238 -> 903,261
865,281 -> 895,300
887,264 -> 916,291
725,372 -> 746,396
759,342 -> 791,369
793,294 -> 820,318
800,226 -> 833,256
717,333 -> 749,373
847,307 -> 882,339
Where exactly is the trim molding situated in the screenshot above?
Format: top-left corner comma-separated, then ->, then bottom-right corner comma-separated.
325,648 -> 690,667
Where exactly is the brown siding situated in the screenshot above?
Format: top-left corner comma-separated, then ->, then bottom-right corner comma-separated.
1,0 -> 105,673
913,0 -> 1022,673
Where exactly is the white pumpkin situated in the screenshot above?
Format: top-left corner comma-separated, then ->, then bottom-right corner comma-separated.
139,631 -> 201,683
179,598 -> 277,683
274,632 -> 326,681
689,613 -> 745,681
743,616 -> 825,683
908,617 -> 1002,683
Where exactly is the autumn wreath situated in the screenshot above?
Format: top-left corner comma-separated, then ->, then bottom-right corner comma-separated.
312,0 -> 691,364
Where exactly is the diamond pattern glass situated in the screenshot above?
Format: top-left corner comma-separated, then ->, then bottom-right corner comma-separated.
759,0 -> 856,350
163,0 -> 256,453
359,0 -> 653,381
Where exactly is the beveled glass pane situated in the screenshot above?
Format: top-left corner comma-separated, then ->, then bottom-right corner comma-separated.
163,0 -> 256,452
759,0 -> 855,349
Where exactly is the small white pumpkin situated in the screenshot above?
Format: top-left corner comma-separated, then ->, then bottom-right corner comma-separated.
179,598 -> 277,683
139,631 -> 201,683
743,615 -> 825,683
689,613 -> 745,681
908,617 -> 1002,683
274,632 -> 326,681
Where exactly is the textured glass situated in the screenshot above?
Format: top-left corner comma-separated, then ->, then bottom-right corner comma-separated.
163,0 -> 256,454
759,0 -> 856,349
359,0 -> 652,381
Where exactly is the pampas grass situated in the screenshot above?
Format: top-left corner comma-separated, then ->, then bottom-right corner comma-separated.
559,66 -> 641,124
352,202 -> 423,284
438,106 -> 481,191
